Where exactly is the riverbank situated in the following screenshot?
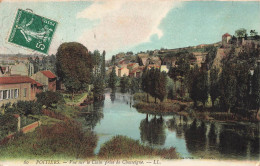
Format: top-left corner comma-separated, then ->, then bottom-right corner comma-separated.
0,93 -> 178,160
133,93 -> 259,123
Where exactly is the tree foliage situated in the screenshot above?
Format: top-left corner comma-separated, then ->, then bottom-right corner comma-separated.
220,63 -> 237,113
252,63 -> 260,110
36,91 -> 64,109
235,28 -> 247,38
120,76 -> 130,93
209,67 -> 220,107
108,67 -> 118,90
93,74 -> 105,101
56,42 -> 92,93
141,68 -> 167,103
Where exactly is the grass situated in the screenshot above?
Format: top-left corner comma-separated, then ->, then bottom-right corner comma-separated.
98,135 -> 178,159
63,92 -> 89,105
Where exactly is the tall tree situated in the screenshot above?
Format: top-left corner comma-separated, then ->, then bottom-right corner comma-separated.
130,78 -> 140,94
234,63 -> 250,111
120,76 -> 130,93
205,46 -> 217,69
56,42 -> 92,97
111,55 -> 116,65
108,67 -> 117,90
190,65 -> 200,107
197,70 -> 209,107
209,67 -> 220,107
93,74 -> 105,101
168,66 -> 178,98
155,71 -> 167,102
220,64 -> 237,113
252,62 -> 260,111
149,68 -> 157,102
141,68 -> 150,102
101,51 -> 106,79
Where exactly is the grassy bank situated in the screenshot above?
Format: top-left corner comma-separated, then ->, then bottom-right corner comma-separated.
63,92 -> 91,106
1,98 -> 178,160
133,93 -> 257,122
98,135 -> 178,159
0,120 -> 97,159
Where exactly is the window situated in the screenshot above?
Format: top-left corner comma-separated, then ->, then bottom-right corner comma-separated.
10,89 -> 14,99
14,89 -> 19,98
24,88 -> 27,97
3,90 -> 8,99
0,90 -> 2,100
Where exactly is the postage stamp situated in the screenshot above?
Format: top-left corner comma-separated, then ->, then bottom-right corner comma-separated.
7,9 -> 57,54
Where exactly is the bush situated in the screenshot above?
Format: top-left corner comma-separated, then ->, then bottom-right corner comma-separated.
0,120 -> 97,159
98,135 -> 178,159
36,91 -> 64,108
2,101 -> 42,116
37,120 -> 97,158
11,101 -> 42,116
0,113 -> 18,139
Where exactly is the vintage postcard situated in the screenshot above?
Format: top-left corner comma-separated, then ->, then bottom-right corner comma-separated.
0,0 -> 259,166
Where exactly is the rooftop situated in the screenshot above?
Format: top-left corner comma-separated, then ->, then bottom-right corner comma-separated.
40,70 -> 56,79
0,76 -> 43,86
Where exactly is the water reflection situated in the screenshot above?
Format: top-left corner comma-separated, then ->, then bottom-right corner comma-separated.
139,115 -> 166,146
208,123 -> 217,148
219,129 -> 247,156
110,91 -> 116,103
184,119 -> 207,152
167,115 -> 188,139
81,101 -> 104,130
80,92 -> 260,160
166,115 -> 260,159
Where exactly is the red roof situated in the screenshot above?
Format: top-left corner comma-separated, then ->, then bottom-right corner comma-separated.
127,63 -> 137,67
222,33 -> 231,37
0,76 -> 43,86
40,70 -> 56,79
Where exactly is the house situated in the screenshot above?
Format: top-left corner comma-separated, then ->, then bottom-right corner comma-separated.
145,57 -> 161,66
118,67 -> 129,77
107,66 -> 119,76
0,76 -> 43,107
0,66 -> 7,77
160,65 -> 169,73
127,63 -> 139,72
9,61 -> 34,76
129,66 -> 144,78
32,70 -> 57,92
137,53 -> 149,66
147,64 -> 160,70
222,33 -> 232,47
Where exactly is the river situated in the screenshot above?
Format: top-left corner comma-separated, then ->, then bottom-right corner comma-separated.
77,92 -> 260,160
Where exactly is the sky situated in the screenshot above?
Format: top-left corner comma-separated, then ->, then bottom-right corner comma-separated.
0,0 -> 260,59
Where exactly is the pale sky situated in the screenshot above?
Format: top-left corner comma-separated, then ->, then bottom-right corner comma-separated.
0,0 -> 260,58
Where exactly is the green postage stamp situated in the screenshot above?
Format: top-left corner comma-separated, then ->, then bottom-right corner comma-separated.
7,9 -> 57,54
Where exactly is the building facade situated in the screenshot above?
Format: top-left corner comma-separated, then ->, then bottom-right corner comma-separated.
32,70 -> 56,92
118,67 -> 129,77
0,76 -> 43,107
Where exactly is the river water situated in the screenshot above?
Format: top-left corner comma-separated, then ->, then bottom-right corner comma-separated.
77,92 -> 260,160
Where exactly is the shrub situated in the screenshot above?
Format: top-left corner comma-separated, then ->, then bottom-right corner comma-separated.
37,120 -> 97,158
98,135 -> 178,159
0,120 -> 97,159
8,101 -> 42,116
36,91 -> 65,108
0,113 -> 18,139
